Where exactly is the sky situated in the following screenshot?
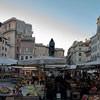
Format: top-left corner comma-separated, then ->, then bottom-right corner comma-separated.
0,0 -> 100,56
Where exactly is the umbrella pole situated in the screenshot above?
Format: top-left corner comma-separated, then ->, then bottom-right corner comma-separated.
43,64 -> 46,100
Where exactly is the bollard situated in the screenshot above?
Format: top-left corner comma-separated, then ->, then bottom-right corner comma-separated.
56,82 -> 61,100
66,89 -> 71,99
56,92 -> 61,100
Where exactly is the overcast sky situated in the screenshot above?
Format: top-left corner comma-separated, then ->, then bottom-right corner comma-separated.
0,0 -> 100,55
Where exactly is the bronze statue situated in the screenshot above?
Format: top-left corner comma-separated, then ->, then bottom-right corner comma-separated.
49,38 -> 55,56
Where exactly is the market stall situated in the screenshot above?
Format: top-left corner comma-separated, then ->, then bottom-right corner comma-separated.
18,56 -> 66,100
0,82 -> 44,98
0,83 -> 13,96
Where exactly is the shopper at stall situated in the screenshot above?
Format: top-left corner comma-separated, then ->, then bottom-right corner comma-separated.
46,83 -> 54,100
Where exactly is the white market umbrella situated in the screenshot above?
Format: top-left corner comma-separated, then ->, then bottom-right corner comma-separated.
43,64 -> 67,69
18,56 -> 66,66
85,60 -> 100,65
65,64 -> 77,70
77,60 -> 100,69
0,56 -> 17,65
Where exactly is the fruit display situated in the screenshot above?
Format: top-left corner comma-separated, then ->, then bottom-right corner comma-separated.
35,85 -> 44,96
88,95 -> 100,100
0,87 -> 11,94
21,85 -> 38,96
20,85 -> 44,96
82,95 -> 100,100
81,95 -> 88,100
0,82 -> 44,97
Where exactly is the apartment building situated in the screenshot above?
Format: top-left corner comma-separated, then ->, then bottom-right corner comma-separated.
34,43 -> 49,57
55,48 -> 64,57
19,36 -> 35,60
0,23 -> 11,57
67,40 -> 90,65
90,16 -> 100,61
2,17 -> 34,60
0,36 -> 10,57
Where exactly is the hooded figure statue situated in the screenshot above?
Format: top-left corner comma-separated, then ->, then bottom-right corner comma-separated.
49,38 -> 55,56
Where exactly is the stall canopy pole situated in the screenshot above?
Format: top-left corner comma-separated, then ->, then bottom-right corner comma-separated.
43,63 -> 46,100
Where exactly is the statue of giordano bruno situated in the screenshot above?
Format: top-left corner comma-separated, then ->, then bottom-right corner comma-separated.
49,38 -> 55,56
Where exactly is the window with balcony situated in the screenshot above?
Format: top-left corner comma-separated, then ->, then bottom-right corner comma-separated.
21,56 -> 23,60
2,53 -> 4,56
79,53 -> 82,56
30,56 -> 32,59
16,54 -> 19,59
97,53 -> 99,58
25,56 -> 28,59
3,40 -> 4,44
25,48 -> 29,53
17,47 -> 19,52
5,41 -> 7,45
79,58 -> 81,62
0,37 -> 2,42
79,48 -> 81,51
5,48 -> 7,51
2,47 -> 4,50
